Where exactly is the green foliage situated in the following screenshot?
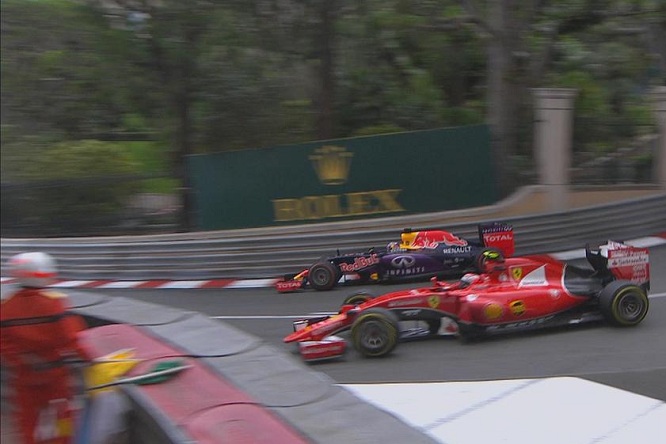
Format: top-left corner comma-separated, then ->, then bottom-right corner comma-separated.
2,0 -> 660,149
625,103 -> 656,129
3,140 -> 144,233
1,0 -> 133,137
122,141 -> 168,173
122,141 -> 178,193
0,128 -> 54,182
552,71 -> 610,116
122,115 -> 150,133
440,106 -> 485,126
36,140 -> 137,179
1,0 -> 663,232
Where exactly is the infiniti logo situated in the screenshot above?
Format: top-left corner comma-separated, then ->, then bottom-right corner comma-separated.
391,256 -> 416,268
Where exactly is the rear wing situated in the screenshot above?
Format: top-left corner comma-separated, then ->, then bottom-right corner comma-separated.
605,242 -> 650,288
478,222 -> 514,257
586,241 -> 650,289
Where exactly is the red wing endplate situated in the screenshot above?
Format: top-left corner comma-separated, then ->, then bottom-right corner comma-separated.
479,222 -> 515,257
294,336 -> 346,362
285,314 -> 350,361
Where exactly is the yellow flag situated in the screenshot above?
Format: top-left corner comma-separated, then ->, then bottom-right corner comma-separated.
85,349 -> 141,395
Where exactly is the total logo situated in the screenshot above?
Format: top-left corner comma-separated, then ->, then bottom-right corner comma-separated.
484,234 -> 513,242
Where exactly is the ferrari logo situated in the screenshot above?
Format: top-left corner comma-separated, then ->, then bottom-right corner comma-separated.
511,267 -> 523,280
427,295 -> 440,309
510,300 -> 526,316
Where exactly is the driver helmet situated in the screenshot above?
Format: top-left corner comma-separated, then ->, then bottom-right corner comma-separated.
8,252 -> 57,288
387,241 -> 401,253
460,273 -> 480,288
481,250 -> 505,272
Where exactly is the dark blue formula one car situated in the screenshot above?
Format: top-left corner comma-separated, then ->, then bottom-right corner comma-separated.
276,222 -> 515,292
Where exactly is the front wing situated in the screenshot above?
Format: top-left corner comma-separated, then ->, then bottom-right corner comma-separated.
296,336 -> 347,362
275,269 -> 309,293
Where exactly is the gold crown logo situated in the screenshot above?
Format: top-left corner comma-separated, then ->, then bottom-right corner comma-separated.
309,145 -> 353,185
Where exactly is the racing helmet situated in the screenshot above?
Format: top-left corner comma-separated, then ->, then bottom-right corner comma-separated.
480,249 -> 505,273
8,252 -> 57,288
387,241 -> 401,253
460,273 -> 480,288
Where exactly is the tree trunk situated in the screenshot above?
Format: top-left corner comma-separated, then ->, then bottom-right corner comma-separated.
486,0 -> 522,198
646,21 -> 666,78
486,0 -> 507,197
315,0 -> 336,139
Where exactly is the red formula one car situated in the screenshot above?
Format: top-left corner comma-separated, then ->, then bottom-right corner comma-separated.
284,240 -> 650,361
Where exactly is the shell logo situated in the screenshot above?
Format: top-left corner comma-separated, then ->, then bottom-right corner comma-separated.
483,303 -> 503,320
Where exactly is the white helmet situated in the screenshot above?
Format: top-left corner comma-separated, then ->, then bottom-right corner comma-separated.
8,252 -> 57,288
460,273 -> 480,288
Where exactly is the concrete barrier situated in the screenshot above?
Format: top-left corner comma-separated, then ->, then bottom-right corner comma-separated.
2,186 -> 665,281
68,290 -> 437,444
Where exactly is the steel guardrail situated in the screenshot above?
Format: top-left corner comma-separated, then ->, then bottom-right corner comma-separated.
1,191 -> 665,280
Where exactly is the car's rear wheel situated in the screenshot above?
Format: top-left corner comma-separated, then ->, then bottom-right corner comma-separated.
599,281 -> 649,326
308,261 -> 340,291
351,308 -> 399,357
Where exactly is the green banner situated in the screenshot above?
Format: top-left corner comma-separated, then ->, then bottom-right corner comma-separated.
188,124 -> 495,230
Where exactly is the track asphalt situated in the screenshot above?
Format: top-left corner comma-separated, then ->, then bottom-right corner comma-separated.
2,234 -> 665,443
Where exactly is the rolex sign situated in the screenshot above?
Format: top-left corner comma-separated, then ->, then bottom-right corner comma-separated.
188,124 -> 495,230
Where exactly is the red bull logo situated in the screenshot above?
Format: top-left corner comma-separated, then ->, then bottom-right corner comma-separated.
339,255 -> 380,272
406,230 -> 468,249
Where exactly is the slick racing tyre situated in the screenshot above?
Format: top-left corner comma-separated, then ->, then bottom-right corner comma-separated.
342,291 -> 374,307
599,281 -> 649,327
351,308 -> 399,358
308,261 -> 340,291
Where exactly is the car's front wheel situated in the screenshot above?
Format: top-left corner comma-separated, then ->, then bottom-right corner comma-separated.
308,261 -> 340,291
599,281 -> 649,326
342,291 -> 374,307
351,308 -> 399,357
